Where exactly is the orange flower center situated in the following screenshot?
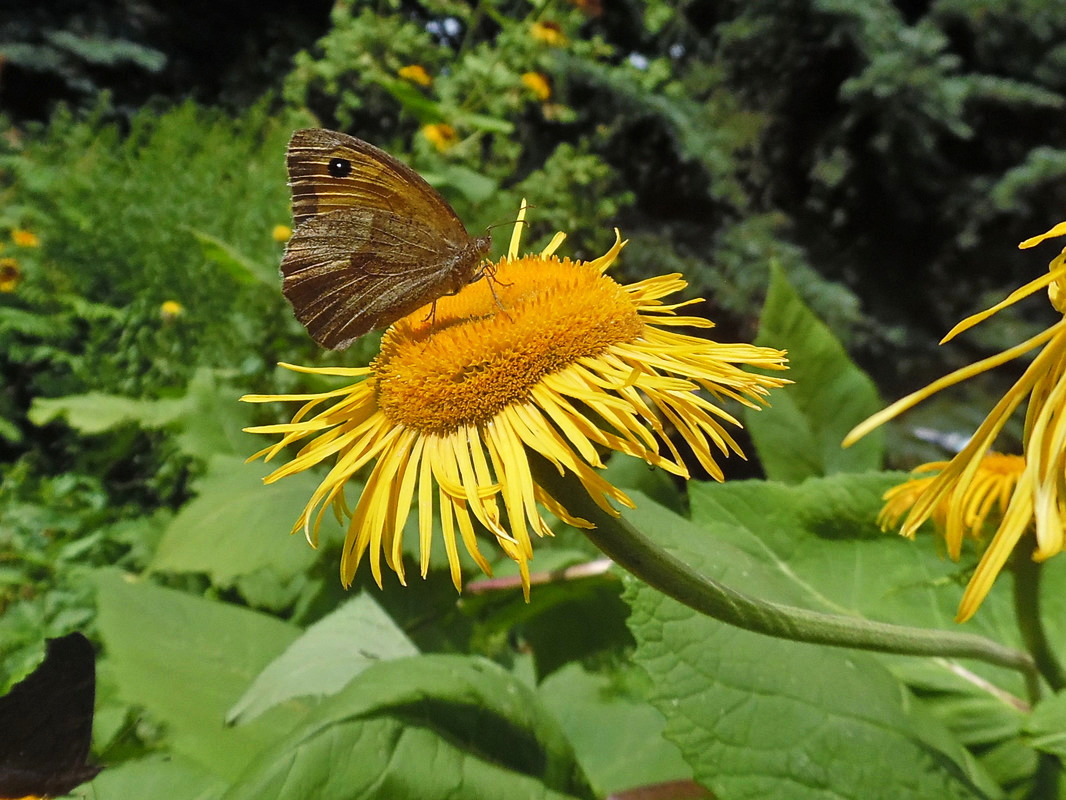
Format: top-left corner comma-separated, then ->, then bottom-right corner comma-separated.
374,255 -> 644,434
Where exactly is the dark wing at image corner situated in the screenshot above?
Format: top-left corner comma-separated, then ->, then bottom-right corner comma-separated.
0,633 -> 101,799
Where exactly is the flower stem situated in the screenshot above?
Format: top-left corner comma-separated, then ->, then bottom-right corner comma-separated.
532,460 -> 1040,698
1012,538 -> 1065,692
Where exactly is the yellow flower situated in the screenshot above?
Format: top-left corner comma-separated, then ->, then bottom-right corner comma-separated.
530,21 -> 568,47
242,203 -> 788,597
879,453 -> 1025,551
421,123 -> 457,152
845,220 -> 1066,621
160,300 -> 184,321
272,224 -> 292,243
398,64 -> 433,87
521,72 -> 552,101
11,229 -> 39,247
0,257 -> 20,292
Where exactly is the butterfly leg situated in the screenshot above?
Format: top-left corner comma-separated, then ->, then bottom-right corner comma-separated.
485,271 -> 512,321
422,300 -> 439,328
482,260 -> 513,289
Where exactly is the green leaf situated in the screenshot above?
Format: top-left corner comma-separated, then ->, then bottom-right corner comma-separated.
602,453 -> 684,510
150,455 -> 334,590
93,569 -> 303,780
458,112 -> 515,135
685,476 -> 1023,656
747,264 -> 884,481
222,655 -> 596,800
227,594 -> 418,724
172,369 -> 260,460
374,77 -> 444,124
515,575 -> 631,679
186,228 -> 278,288
625,481 -> 1014,799
0,415 -> 22,444
1026,691 -> 1066,760
87,755 -> 226,800
422,164 -> 499,204
26,370 -> 258,455
683,474 -> 1050,788
932,695 -> 1024,747
29,392 -> 187,434
537,663 -> 692,796
45,30 -> 167,71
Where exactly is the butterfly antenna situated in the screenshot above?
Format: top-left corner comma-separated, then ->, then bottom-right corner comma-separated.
483,205 -> 538,234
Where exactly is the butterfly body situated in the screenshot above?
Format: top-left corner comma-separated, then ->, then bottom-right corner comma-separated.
282,129 -> 491,349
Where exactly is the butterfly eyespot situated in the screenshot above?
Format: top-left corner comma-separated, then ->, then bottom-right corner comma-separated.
328,157 -> 352,178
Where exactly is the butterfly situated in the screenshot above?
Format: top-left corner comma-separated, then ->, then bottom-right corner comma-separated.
0,633 -> 101,799
281,128 -> 492,349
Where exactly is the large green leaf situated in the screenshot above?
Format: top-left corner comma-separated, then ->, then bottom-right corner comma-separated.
93,569 -> 303,780
86,755 -> 226,800
149,455 -> 331,590
537,663 -> 692,796
223,655 -> 595,800
746,265 -> 884,482
26,369 -> 258,459
625,480 -> 1017,799
173,370 -> 260,460
227,593 -> 418,724
685,477 -> 1023,663
29,392 -> 187,434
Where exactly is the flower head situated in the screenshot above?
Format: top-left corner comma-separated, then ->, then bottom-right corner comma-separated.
845,220 -> 1066,621
521,72 -> 552,101
160,299 -> 184,322
398,64 -> 433,87
879,453 -> 1025,552
11,229 -> 39,248
0,257 -> 21,292
421,123 -> 457,152
530,21 -> 568,47
272,224 -> 292,243
243,204 -> 788,597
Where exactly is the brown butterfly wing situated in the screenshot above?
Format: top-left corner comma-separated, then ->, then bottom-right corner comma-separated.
0,633 -> 101,798
282,128 -> 485,349
282,208 -> 477,349
287,128 -> 469,240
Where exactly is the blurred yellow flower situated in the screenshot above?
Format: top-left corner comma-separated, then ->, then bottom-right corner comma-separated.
160,300 -> 185,322
243,203 -> 788,597
880,453 -> 1025,550
0,257 -> 20,292
398,64 -> 433,87
521,72 -> 552,101
11,229 -> 39,247
422,123 -> 458,152
845,220 -> 1066,621
530,21 -> 568,46
272,224 -> 292,243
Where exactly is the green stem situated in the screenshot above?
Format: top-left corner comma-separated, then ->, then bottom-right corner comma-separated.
1012,538 -> 1066,692
531,460 -> 1040,698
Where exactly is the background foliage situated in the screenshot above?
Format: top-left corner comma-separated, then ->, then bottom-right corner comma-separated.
2,1 -> 1066,798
